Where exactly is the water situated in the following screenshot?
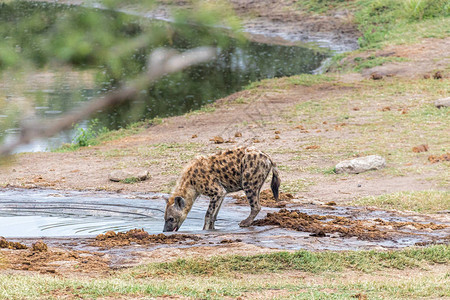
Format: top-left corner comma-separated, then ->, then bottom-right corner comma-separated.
1,188 -> 448,251
0,189 -> 249,237
0,1 -> 328,152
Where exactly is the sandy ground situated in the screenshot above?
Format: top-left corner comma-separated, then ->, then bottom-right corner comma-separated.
1,37 -> 448,196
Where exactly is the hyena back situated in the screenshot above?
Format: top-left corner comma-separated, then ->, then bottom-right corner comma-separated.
163,146 -> 280,231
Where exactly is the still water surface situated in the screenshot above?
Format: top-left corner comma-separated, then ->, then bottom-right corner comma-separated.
0,1 -> 328,152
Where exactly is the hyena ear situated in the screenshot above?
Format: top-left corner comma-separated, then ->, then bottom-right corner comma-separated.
174,196 -> 185,210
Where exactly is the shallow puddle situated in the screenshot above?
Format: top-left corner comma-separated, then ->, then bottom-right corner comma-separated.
1,188 -> 448,254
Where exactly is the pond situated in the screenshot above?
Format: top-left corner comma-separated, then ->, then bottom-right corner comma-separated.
0,1 -> 328,153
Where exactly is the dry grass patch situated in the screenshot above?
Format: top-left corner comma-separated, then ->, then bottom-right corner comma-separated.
352,190 -> 450,213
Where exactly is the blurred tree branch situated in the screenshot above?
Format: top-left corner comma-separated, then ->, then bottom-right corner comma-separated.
0,47 -> 216,157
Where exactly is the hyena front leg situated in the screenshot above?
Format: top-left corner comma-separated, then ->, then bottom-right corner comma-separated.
203,184 -> 227,230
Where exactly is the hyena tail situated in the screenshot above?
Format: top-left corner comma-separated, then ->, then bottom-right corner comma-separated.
271,164 -> 281,201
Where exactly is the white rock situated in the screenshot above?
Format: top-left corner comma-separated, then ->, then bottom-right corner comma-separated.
335,155 -> 386,174
435,97 -> 450,108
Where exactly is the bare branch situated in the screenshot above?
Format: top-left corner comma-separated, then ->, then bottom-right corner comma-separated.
0,47 -> 216,157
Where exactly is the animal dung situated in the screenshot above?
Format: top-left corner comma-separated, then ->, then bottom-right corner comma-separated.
412,144 -> 429,153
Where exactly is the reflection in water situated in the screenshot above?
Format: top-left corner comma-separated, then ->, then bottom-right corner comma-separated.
0,2 -> 328,152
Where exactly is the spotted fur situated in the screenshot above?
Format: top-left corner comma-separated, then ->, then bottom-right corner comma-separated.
163,146 -> 280,231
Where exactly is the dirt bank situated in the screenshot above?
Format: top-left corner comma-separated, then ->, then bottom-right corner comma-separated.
1,36 -> 448,198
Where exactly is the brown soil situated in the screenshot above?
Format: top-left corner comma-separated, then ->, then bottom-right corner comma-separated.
1,244 -> 110,275
233,189 -> 294,207
91,229 -> 200,248
332,38 -> 450,79
252,209 -> 448,240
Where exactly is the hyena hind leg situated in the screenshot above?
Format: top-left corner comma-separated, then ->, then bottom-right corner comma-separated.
239,188 -> 261,227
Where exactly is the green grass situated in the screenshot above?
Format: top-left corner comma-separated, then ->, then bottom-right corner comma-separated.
281,178 -> 313,194
355,0 -> 449,49
353,190 -> 450,213
53,119 -> 152,152
296,0 -> 359,13
0,246 -> 448,299
353,56 -> 408,71
287,74 -> 336,86
132,245 -> 449,277
245,74 -> 336,91
120,177 -> 140,184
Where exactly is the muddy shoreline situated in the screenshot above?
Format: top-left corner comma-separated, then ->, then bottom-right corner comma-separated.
26,0 -> 360,51
2,187 -> 449,274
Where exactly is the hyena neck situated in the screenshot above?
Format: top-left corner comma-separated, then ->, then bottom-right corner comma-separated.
173,183 -> 198,214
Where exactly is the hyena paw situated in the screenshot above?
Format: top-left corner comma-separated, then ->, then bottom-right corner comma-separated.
239,219 -> 252,227
203,223 -> 215,230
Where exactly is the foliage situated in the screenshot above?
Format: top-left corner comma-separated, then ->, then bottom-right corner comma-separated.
0,0 -> 242,148
72,119 -> 108,147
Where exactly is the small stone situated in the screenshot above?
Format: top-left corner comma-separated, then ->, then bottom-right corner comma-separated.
109,170 -> 149,182
434,97 -> 450,108
310,231 -> 327,237
412,144 -> 429,153
274,135 -> 280,139
370,72 -> 383,80
191,134 -> 198,138
234,132 -> 242,138
335,155 -> 386,174
274,130 -> 281,134
211,136 -> 224,144
305,145 -> 320,150
433,71 -> 443,79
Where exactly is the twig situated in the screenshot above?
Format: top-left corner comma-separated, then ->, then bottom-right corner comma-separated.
0,47 -> 216,157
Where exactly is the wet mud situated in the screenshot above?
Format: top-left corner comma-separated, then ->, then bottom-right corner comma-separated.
1,189 -> 449,274
0,237 -> 27,250
0,237 -> 110,275
92,229 -> 200,248
233,189 -> 294,208
252,209 -> 448,240
1,248 -> 110,275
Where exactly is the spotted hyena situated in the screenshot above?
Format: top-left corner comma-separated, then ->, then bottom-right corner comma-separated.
163,146 -> 280,232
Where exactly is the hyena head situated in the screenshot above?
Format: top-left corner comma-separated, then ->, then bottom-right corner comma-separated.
163,196 -> 187,232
